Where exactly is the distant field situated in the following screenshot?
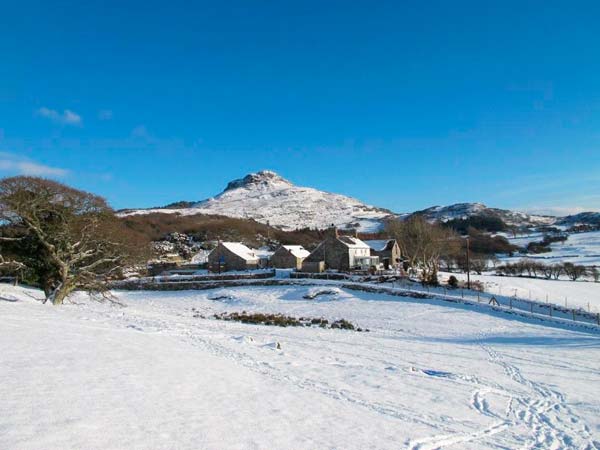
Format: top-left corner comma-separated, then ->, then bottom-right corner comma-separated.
501,230 -> 600,266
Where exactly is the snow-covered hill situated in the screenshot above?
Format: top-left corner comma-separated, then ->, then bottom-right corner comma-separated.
121,170 -> 394,232
409,202 -> 556,227
557,211 -> 600,227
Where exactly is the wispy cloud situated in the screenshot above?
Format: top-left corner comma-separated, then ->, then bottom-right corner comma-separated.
98,109 -> 113,120
36,107 -> 82,126
0,152 -> 69,177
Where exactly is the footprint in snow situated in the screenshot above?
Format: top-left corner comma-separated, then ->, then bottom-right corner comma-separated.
126,324 -> 144,332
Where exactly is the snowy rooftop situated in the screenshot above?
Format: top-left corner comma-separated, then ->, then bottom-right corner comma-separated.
282,245 -> 310,258
337,236 -> 370,249
221,242 -> 259,261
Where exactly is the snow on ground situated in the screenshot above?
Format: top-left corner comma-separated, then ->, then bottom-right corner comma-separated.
2,283 -> 600,449
502,230 -> 600,266
439,272 -> 600,312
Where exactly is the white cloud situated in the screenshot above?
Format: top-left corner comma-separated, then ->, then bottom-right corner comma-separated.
36,107 -> 82,126
98,109 -> 113,120
0,152 -> 69,177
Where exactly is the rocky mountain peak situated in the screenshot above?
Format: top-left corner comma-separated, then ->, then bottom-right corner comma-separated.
224,170 -> 292,192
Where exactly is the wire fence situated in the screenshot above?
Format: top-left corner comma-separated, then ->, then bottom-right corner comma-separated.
370,280 -> 600,327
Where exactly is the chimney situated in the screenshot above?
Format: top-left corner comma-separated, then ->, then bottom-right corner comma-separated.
327,224 -> 339,238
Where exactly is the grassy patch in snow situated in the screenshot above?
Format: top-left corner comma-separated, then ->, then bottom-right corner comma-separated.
211,311 -> 366,331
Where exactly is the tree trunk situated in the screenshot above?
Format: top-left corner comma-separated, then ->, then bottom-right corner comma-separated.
53,285 -> 74,305
47,266 -> 75,305
48,281 -> 76,305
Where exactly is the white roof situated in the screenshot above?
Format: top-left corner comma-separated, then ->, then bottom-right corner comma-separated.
337,236 -> 370,249
221,242 -> 259,261
364,240 -> 391,251
282,245 -> 310,258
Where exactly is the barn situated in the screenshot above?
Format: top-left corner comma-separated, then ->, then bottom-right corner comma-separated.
271,245 -> 310,269
207,242 -> 259,272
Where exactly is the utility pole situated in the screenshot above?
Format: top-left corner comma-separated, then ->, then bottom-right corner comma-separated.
466,236 -> 471,290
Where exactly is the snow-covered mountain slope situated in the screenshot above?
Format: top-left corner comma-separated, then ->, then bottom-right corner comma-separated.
119,171 -> 599,233
556,211 -> 600,227
121,171 -> 395,232
409,202 -> 556,227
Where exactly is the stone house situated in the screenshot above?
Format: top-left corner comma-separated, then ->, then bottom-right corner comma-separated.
304,230 -> 380,271
364,239 -> 402,270
207,242 -> 259,272
271,245 -> 310,270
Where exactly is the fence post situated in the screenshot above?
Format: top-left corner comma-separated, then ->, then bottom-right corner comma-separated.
509,297 -> 512,309
461,289 -> 464,299
597,313 -> 600,326
477,292 -> 480,303
530,303 -> 533,314
549,306 -> 552,317
572,309 -> 576,321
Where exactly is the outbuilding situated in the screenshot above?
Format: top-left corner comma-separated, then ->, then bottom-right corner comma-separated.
271,245 -> 310,269
208,242 -> 259,272
364,239 -> 402,270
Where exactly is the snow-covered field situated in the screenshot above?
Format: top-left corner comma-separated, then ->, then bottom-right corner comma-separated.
2,283 -> 600,449
503,230 -> 600,266
439,272 -> 600,312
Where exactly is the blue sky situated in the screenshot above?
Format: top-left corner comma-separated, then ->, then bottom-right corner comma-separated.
1,1 -> 599,215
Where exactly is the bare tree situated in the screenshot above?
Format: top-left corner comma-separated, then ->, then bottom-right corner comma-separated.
469,254 -> 489,275
0,176 -> 149,304
562,262 -> 586,281
551,263 -> 563,280
386,216 -> 458,284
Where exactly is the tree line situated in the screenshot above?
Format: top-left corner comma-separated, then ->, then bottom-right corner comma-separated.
496,260 -> 598,282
